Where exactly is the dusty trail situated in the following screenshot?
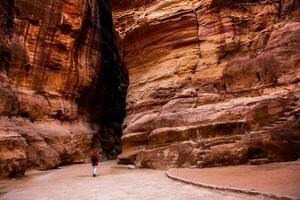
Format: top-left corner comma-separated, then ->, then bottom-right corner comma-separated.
0,161 -> 270,200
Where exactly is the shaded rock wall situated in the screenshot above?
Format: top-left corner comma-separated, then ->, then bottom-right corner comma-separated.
0,0 -> 127,178
112,0 -> 300,169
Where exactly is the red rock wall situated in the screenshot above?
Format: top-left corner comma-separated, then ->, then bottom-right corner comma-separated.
0,0 -> 127,178
112,0 -> 300,169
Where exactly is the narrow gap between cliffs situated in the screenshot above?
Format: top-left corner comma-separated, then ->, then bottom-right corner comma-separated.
77,0 -> 128,160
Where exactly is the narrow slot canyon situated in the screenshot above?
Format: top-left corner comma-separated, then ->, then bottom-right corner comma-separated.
76,0 -> 128,160
0,1 -> 300,199
1,0 -> 300,199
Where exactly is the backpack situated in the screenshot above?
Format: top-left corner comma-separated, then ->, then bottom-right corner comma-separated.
91,155 -> 97,164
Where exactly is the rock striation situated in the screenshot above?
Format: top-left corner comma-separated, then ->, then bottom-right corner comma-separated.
0,0 -> 127,178
112,0 -> 300,169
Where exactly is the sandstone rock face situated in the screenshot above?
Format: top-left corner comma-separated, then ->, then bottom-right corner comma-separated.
0,131 -> 27,178
112,0 -> 300,169
0,0 -> 127,178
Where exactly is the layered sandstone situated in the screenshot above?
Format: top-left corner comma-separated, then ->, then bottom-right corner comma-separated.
112,0 -> 300,169
0,0 -> 127,178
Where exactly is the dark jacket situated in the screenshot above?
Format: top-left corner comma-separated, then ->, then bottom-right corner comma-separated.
91,151 -> 99,166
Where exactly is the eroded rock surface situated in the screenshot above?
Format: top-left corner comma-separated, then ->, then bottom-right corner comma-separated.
0,131 -> 27,178
112,0 -> 300,168
0,0 -> 127,178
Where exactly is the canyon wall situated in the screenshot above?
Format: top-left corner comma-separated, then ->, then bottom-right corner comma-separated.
0,0 -> 127,178
112,0 -> 300,169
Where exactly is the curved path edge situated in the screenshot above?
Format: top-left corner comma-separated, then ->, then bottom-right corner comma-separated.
166,169 -> 294,200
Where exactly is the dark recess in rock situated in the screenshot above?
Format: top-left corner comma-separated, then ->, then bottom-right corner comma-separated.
5,0 -> 14,37
77,0 -> 128,160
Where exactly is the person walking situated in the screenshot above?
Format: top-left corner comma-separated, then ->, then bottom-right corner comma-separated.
91,149 -> 99,177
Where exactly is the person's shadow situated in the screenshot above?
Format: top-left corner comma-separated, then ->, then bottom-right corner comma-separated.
78,175 -> 95,178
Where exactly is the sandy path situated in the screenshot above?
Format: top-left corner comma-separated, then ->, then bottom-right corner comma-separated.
0,161 -> 269,200
167,161 -> 300,199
